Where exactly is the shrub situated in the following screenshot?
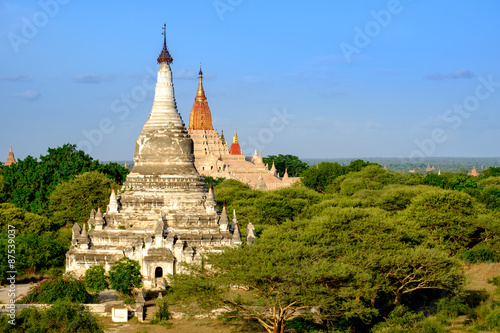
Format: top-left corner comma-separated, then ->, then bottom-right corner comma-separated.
0,300 -> 103,332
109,257 -> 143,295
18,274 -> 90,304
462,248 -> 496,264
151,297 -> 172,326
435,295 -> 470,318
84,264 -> 108,295
485,307 -> 500,329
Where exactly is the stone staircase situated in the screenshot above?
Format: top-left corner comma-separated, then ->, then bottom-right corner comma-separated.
143,304 -> 156,322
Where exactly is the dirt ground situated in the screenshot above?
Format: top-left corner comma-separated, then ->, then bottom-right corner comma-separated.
464,262 -> 500,294
100,317 -> 241,333
0,283 -> 31,304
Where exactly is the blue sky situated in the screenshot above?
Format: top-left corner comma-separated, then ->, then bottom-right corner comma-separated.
1,0 -> 499,162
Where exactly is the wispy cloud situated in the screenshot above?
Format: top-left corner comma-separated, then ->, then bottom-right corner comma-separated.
72,73 -> 117,84
0,74 -> 31,81
13,89 -> 40,102
319,91 -> 348,98
423,68 -> 475,80
377,69 -> 404,76
174,69 -> 217,80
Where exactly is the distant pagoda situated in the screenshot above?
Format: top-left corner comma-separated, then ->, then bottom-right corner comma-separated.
3,146 -> 17,166
186,69 -> 299,190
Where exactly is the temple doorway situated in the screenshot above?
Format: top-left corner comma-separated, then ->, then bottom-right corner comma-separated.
155,267 -> 163,278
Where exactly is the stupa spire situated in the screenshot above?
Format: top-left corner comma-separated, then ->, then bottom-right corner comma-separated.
196,64 -> 206,101
131,24 -> 197,176
188,64 -> 213,130
157,24 -> 173,64
229,128 -> 242,155
4,146 -> 17,166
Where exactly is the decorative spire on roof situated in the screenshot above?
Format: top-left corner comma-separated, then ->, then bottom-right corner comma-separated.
220,130 -> 226,145
270,161 -> 277,177
78,221 -> 90,248
196,64 -> 206,101
255,173 -> 267,191
205,184 -> 217,214
232,128 -> 239,144
229,128 -> 242,155
107,187 -> 119,213
231,209 -> 242,245
282,168 -> 289,181
157,23 -> 173,64
4,146 -> 17,166
246,222 -> 256,245
219,202 -> 229,231
188,64 -> 213,130
72,222 -> 81,240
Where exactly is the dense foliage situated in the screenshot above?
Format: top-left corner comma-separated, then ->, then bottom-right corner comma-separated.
160,162 -> 500,332
0,143 -> 128,215
18,274 -> 90,304
109,257 -> 143,295
48,171 -> 117,228
1,143 -> 499,332
0,300 -> 103,332
0,143 -> 129,279
263,154 -> 309,177
84,264 -> 108,295
0,230 -> 69,279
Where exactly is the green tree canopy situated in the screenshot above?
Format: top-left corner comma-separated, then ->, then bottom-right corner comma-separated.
84,264 -> 108,295
109,257 -> 143,295
0,143 -> 129,215
262,154 -> 309,177
168,206 -> 464,333
0,203 -> 56,233
48,171 -> 116,228
404,190 -> 478,253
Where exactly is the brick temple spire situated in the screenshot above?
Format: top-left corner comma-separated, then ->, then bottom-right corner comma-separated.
4,146 -> 17,166
188,65 -> 213,130
157,24 -> 173,64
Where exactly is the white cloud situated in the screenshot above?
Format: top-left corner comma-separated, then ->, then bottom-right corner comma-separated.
13,89 -> 40,102
0,74 -> 31,81
423,68 -> 475,80
72,73 -> 117,83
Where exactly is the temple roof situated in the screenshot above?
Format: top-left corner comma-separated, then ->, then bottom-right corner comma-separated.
188,65 -> 213,130
157,24 -> 173,64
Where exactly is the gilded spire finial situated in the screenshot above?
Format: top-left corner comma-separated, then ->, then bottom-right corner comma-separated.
157,23 -> 173,64
232,128 -> 239,144
196,63 -> 206,101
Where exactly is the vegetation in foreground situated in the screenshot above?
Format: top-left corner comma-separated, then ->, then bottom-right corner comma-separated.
0,300 -> 103,332
0,145 -> 499,332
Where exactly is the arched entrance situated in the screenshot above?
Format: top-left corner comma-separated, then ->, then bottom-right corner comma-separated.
155,267 -> 163,278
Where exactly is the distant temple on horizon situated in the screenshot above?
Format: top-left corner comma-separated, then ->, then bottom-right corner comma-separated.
187,67 -> 299,190
468,166 -> 480,177
2,146 -> 17,167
